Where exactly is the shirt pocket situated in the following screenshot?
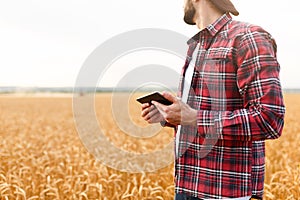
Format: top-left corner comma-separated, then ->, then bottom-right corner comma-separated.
192,53 -> 231,111
195,53 -> 229,86
195,53 -> 229,76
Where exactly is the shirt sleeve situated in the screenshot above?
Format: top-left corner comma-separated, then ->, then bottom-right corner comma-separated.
196,28 -> 285,141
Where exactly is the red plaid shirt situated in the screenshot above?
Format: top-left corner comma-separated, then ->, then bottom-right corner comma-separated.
175,14 -> 285,199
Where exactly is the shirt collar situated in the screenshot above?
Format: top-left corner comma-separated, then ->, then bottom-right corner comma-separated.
187,13 -> 232,45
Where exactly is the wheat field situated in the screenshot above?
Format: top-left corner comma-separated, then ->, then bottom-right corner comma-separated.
0,93 -> 299,200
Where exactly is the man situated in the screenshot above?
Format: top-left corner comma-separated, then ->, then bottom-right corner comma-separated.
141,0 -> 285,199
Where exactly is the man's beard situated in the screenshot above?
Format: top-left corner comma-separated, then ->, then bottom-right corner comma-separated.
183,4 -> 196,25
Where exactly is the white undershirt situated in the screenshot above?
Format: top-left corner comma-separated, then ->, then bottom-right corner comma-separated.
175,43 -> 251,200
175,43 -> 199,157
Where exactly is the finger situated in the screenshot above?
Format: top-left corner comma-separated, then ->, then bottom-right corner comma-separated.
141,108 -> 149,118
141,104 -> 153,117
141,105 -> 150,117
146,110 -> 161,123
147,106 -> 160,119
151,101 -> 166,116
161,91 -> 178,104
147,113 -> 162,123
141,105 -> 157,118
141,103 -> 150,109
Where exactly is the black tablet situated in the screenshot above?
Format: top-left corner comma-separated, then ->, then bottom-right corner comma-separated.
136,92 -> 172,105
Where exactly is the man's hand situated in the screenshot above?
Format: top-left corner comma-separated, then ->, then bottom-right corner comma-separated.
151,92 -> 197,126
141,103 -> 164,124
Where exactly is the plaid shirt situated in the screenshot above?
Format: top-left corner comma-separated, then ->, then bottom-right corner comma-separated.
175,14 -> 285,199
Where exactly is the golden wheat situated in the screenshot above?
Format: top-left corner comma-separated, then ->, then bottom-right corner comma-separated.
0,93 -> 299,199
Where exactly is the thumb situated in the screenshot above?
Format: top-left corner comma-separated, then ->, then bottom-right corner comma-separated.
161,91 -> 177,103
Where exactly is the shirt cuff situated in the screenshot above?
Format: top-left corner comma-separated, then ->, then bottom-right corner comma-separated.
160,120 -> 176,128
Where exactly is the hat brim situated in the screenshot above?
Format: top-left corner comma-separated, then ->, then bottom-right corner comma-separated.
210,0 -> 239,16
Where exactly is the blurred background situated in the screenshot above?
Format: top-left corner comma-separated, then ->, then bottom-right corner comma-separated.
0,1 -> 299,199
0,0 -> 299,92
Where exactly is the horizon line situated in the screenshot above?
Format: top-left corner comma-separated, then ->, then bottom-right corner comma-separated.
0,86 -> 299,93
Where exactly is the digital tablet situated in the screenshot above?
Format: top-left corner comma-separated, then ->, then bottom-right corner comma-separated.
136,92 -> 172,105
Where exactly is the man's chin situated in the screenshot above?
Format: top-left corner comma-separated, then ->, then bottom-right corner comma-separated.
184,16 -> 196,25
184,10 -> 196,25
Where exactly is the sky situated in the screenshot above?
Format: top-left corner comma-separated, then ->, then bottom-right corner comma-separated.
0,0 -> 299,89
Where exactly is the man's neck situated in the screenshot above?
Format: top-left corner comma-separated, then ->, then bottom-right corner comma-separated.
194,1 -> 224,30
